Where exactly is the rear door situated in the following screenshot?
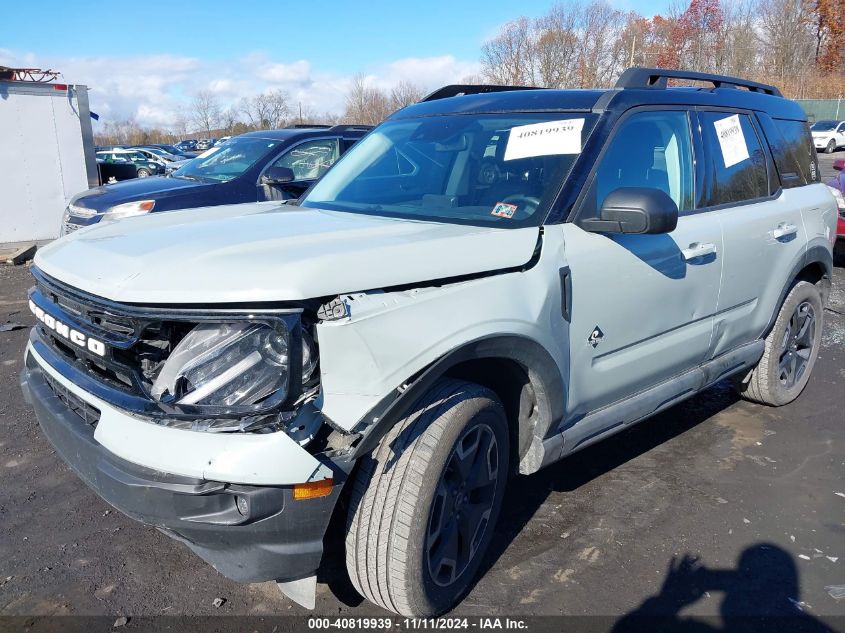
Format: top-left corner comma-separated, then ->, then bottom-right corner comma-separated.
696,109 -> 807,358
561,108 -> 723,423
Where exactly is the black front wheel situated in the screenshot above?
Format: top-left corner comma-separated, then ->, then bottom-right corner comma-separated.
137,168 -> 151,178
346,379 -> 509,616
826,139 -> 837,154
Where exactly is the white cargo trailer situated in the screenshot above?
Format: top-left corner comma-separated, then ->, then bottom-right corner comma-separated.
0,80 -> 98,245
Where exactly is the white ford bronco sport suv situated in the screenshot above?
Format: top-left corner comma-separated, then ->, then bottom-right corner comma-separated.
21,68 -> 837,616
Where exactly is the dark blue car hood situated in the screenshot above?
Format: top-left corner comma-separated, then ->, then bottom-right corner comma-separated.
73,176 -> 216,212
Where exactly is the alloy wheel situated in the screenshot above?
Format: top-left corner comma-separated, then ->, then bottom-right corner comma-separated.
426,423 -> 499,587
778,300 -> 816,388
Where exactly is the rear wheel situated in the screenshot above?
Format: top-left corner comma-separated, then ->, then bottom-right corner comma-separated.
826,139 -> 837,154
345,379 -> 509,616
734,280 -> 823,406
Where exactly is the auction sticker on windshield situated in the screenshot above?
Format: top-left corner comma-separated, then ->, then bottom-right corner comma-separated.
504,118 -> 585,161
491,202 -> 518,218
713,114 -> 749,168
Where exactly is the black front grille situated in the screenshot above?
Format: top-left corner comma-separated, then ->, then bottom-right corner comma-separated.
42,370 -> 101,428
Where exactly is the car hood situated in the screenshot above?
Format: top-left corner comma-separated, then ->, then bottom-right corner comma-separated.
35,202 -> 541,304
73,176 -> 213,212
812,130 -> 834,136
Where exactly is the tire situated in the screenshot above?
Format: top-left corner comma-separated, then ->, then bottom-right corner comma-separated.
826,139 -> 836,154
734,280 -> 823,406
137,168 -> 151,178
345,378 -> 509,616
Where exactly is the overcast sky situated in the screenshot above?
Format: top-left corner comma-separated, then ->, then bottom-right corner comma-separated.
1,0 -> 667,130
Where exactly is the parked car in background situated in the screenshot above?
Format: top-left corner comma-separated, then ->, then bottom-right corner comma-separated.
127,148 -> 170,168
826,158 -> 845,239
130,146 -> 194,174
811,119 -> 845,153
63,125 -> 372,232
174,139 -> 198,152
132,146 -> 180,163
146,143 -> 193,158
217,135 -> 231,144
94,144 -> 129,153
95,149 -> 165,178
195,138 -> 216,150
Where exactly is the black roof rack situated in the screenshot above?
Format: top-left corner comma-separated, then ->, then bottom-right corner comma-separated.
421,84 -> 541,102
615,67 -> 782,97
329,124 -> 374,131
287,124 -> 332,129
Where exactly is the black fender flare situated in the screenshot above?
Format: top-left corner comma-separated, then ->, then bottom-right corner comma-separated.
348,335 -> 566,463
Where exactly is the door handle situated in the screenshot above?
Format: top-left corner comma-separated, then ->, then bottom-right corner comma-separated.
682,242 -> 716,260
772,222 -> 798,239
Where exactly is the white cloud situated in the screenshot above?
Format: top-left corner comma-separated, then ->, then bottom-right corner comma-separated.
0,48 -> 479,131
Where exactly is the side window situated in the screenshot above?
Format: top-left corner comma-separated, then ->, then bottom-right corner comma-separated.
586,110 -> 694,215
768,119 -> 819,187
271,138 -> 340,181
699,112 -> 768,206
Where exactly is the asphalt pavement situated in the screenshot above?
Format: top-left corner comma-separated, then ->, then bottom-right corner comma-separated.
0,154 -> 843,630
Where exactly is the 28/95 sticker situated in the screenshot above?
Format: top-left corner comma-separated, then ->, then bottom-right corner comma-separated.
713,114 -> 749,168
491,202 -> 518,218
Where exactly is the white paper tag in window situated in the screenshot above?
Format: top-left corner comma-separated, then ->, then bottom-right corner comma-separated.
504,118 -> 585,161
713,114 -> 749,168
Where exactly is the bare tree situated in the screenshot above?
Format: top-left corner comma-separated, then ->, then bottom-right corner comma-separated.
343,74 -> 392,125
239,89 -> 290,130
389,81 -> 425,111
190,90 -> 222,135
758,0 -> 817,84
480,17 -> 536,85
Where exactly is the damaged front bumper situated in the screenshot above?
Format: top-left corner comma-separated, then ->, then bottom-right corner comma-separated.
20,342 -> 347,586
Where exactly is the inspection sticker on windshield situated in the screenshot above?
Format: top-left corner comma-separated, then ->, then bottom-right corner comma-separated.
713,114 -> 749,168
504,118 -> 585,161
491,202 -> 518,218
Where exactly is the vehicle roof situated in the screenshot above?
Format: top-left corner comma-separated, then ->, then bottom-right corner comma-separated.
237,125 -> 372,140
390,85 -> 806,121
96,148 -> 144,154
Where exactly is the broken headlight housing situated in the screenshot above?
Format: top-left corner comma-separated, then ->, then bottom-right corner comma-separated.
151,322 -> 293,407
148,319 -> 317,433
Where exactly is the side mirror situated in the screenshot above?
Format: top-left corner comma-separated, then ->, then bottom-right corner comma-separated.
582,187 -> 679,235
833,159 -> 845,172
261,166 -> 295,185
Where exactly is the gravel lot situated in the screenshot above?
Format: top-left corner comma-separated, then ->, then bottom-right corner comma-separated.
1,154 -> 844,628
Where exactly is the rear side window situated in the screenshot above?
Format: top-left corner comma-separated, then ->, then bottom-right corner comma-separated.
770,119 -> 819,186
699,112 -> 768,207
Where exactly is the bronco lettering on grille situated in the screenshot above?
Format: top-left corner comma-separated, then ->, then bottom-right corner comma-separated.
29,300 -> 106,357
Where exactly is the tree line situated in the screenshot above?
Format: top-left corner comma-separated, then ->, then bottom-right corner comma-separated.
95,0 -> 845,146
479,0 -> 844,97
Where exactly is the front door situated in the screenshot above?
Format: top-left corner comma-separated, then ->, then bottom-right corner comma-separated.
560,109 -> 722,430
259,137 -> 341,201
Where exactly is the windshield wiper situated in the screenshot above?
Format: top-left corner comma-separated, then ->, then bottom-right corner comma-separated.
174,174 -> 202,182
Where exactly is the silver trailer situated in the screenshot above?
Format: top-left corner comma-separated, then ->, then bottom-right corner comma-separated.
0,80 -> 98,245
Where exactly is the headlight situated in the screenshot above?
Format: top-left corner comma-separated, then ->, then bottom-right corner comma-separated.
827,185 -> 845,211
102,200 -> 155,221
67,203 -> 97,219
151,322 -> 291,408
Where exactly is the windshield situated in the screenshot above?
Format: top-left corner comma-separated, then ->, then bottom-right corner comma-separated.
172,137 -> 280,182
146,148 -> 176,160
811,120 -> 838,131
301,113 -> 598,227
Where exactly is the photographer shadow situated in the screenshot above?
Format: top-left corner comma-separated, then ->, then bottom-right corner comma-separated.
612,544 -> 834,633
